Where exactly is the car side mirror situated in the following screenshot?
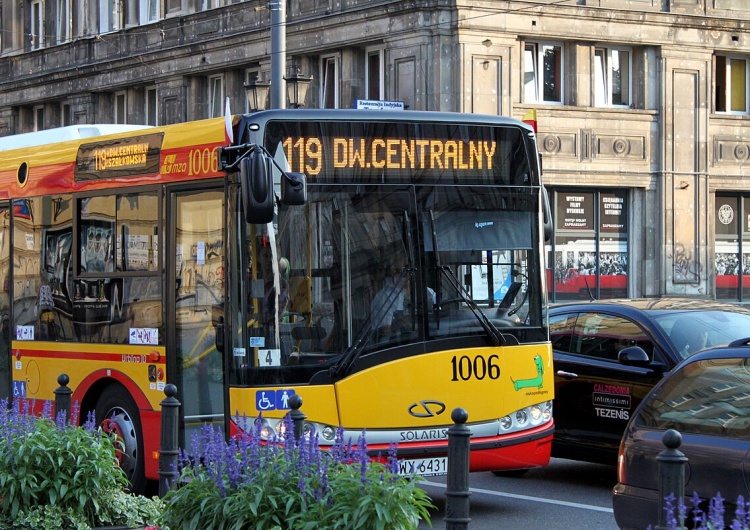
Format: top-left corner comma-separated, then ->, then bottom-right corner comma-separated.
617,346 -> 650,366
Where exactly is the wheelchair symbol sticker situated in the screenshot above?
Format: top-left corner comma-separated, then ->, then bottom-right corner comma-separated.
255,389 -> 297,411
12,381 -> 26,399
256,391 -> 275,411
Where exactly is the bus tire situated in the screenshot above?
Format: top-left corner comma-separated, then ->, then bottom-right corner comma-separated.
95,385 -> 147,494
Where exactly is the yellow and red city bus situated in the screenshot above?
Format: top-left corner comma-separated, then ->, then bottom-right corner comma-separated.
0,109 -> 553,492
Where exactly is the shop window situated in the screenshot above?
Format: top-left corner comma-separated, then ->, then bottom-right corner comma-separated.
714,194 -> 750,301
594,46 -> 631,107
524,41 -> 563,104
716,54 -> 750,114
546,189 -> 629,302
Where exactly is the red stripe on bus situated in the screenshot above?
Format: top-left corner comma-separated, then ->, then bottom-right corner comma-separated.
17,348 -> 166,364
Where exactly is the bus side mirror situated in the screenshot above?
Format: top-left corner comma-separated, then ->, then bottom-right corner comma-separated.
542,185 -> 553,243
240,150 -> 274,224
281,171 -> 307,205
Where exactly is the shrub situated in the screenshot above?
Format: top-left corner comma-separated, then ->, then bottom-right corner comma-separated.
659,492 -> 750,530
158,416 -> 434,530
0,398 -> 163,529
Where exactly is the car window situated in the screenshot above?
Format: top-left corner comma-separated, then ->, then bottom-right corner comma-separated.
549,312 -> 576,352
635,356 -> 750,438
571,312 -> 654,361
651,310 -> 750,360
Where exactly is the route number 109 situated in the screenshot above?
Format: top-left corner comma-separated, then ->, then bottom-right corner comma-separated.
450,354 -> 500,381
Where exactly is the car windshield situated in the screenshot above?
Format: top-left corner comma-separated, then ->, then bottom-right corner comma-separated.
650,309 -> 750,359
635,356 -> 750,437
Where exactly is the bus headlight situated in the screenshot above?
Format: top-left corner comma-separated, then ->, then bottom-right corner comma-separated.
498,401 -> 553,434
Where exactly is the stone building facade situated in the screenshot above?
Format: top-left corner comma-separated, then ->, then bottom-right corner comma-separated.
1,0 -> 749,302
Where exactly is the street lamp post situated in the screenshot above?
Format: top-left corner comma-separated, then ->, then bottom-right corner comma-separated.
270,0 -> 286,109
285,72 -> 312,108
244,80 -> 271,112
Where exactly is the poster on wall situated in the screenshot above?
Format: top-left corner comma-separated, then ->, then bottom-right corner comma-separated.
600,191 -> 627,234
556,192 -> 594,230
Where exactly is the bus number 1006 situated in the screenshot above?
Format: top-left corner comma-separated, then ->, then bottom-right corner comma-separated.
450,354 -> 500,381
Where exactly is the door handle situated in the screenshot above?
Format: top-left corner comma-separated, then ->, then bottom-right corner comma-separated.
556,370 -> 578,379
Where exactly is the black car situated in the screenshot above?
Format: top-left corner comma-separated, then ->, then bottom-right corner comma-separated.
549,298 -> 750,465
612,342 -> 750,529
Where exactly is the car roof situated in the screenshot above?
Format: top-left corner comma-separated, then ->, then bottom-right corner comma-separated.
679,341 -> 750,363
549,297 -> 750,314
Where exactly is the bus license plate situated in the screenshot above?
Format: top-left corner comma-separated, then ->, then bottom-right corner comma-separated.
397,456 -> 448,477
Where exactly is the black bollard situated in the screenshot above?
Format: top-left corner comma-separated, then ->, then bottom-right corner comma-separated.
445,407 -> 471,530
288,394 -> 305,441
158,384 -> 181,498
655,429 -> 688,530
54,374 -> 71,424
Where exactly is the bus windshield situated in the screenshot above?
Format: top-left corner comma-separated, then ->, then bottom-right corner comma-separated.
230,116 -> 546,385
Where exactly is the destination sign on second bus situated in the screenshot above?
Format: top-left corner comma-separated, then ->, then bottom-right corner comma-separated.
282,136 -> 497,176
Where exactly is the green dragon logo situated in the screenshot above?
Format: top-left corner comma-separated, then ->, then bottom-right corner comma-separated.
511,354 -> 544,391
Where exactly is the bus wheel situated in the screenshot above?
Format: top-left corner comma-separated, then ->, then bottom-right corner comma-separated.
95,386 -> 146,494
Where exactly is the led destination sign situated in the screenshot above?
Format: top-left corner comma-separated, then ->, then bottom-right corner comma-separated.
282,137 -> 497,177
75,133 -> 164,181
265,120 -> 534,185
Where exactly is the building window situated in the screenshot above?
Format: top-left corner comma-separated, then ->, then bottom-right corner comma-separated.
321,55 -> 339,109
56,0 -> 71,43
594,47 -> 631,107
716,55 -> 749,114
208,75 -> 224,118
100,0 -> 122,33
146,87 -> 158,126
33,105 -> 44,131
200,0 -> 224,11
31,0 -> 44,50
714,194 -> 750,301
366,47 -> 384,101
546,189 -> 629,302
115,92 -> 127,124
140,0 -> 160,23
524,42 -> 563,104
61,103 -> 72,126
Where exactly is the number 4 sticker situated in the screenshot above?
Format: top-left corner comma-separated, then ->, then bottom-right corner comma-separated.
257,349 -> 281,367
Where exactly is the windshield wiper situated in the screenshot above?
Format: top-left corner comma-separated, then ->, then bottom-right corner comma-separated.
428,209 -> 506,347
330,264 -> 412,379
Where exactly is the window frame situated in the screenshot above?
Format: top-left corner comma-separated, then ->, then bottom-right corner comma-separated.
139,0 -> 161,23
365,46 -> 385,101
145,86 -> 158,126
208,74 -> 224,118
594,45 -> 632,108
33,105 -> 44,131
523,41 -> 564,105
31,0 -> 44,50
320,54 -> 340,109
56,0 -> 71,44
715,53 -> 750,115
115,91 -> 127,124
100,0 -> 122,33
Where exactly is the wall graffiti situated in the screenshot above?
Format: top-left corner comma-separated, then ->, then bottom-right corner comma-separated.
671,243 -> 701,284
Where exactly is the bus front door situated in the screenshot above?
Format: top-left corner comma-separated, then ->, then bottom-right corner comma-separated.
0,201 -> 8,401
169,189 -> 226,451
